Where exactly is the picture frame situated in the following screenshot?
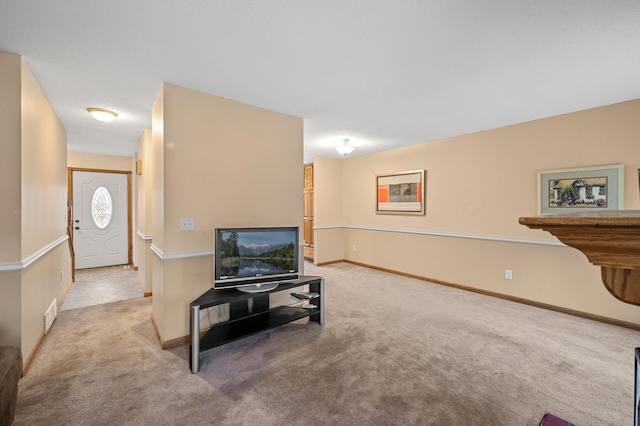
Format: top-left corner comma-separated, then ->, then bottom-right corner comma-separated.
537,164 -> 624,214
376,170 -> 425,215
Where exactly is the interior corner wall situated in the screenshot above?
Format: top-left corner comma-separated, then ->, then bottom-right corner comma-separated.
313,156 -> 345,264
151,83 -> 303,342
316,99 -> 640,325
0,51 -> 22,347
136,129 -> 153,295
131,153 -> 138,269
19,56 -> 70,358
151,87 -> 166,338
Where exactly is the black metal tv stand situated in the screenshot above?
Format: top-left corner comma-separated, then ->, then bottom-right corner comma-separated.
189,275 -> 324,373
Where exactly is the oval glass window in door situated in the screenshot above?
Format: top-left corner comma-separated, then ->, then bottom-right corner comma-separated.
91,186 -> 113,229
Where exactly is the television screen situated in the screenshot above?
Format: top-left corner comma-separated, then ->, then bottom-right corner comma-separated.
214,227 -> 299,290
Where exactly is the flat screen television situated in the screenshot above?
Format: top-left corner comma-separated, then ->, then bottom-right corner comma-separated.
214,226 -> 299,292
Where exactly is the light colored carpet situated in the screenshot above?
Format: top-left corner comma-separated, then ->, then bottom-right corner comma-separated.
60,265 -> 142,311
15,262 -> 640,425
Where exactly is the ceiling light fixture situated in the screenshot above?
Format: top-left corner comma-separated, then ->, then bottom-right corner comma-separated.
336,139 -> 355,155
87,107 -> 118,123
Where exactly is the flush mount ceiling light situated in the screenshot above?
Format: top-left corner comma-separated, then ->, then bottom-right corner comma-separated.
87,107 -> 118,123
336,139 -> 355,155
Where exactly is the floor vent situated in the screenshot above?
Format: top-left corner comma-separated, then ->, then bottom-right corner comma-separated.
44,298 -> 57,334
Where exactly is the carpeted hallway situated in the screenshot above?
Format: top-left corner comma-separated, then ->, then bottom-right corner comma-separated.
14,262 -> 640,425
60,265 -> 143,311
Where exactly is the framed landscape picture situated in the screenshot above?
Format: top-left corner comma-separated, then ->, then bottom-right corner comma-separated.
376,170 -> 425,215
537,164 -> 624,214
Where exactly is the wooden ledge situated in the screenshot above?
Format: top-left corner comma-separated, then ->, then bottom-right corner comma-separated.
519,210 -> 640,305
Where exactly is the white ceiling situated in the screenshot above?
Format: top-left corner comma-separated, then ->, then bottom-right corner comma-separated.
1,1 -> 639,163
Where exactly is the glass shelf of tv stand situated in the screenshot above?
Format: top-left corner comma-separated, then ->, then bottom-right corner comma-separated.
202,290 -> 319,331
190,276 -> 324,373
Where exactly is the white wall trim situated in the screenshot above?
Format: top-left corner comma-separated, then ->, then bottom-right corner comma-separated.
0,235 -> 69,272
150,244 -> 163,259
145,224 -> 560,260
313,225 -> 565,247
0,262 -> 23,273
150,243 -> 214,261
136,230 -> 152,240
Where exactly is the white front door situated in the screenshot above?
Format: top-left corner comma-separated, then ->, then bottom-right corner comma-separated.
72,171 -> 129,269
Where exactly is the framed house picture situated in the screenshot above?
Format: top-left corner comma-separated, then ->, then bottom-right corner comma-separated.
537,164 -> 624,214
376,170 -> 425,215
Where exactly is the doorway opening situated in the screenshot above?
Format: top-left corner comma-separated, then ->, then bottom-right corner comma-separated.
64,168 -> 138,309
68,168 -> 133,279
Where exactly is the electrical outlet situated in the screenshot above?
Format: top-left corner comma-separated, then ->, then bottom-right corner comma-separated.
180,218 -> 195,231
352,245 -> 356,252
505,269 -> 513,280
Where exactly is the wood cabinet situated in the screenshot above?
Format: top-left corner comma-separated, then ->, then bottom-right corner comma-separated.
303,164 -> 314,260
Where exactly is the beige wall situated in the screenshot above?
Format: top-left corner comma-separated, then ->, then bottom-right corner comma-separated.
20,244 -> 69,354
151,86 -> 165,337
67,151 -> 133,172
151,87 -> 165,251
315,99 -> 640,325
136,129 -> 153,294
0,51 -> 22,346
151,83 -> 303,342
0,51 -> 21,263
0,51 -> 71,359
0,272 -> 21,346
20,57 -> 70,357
313,156 -> 345,264
131,153 -> 138,268
21,61 -> 68,258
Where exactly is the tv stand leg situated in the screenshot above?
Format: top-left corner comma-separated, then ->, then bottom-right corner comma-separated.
308,278 -> 325,325
190,304 -> 200,373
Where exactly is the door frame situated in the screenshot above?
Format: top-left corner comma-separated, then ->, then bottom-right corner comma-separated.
68,167 -> 133,280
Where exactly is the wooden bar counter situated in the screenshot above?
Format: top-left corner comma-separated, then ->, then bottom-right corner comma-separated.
519,210 -> 640,305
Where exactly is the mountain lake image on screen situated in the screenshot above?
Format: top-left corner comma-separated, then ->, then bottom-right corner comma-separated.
214,227 -> 299,291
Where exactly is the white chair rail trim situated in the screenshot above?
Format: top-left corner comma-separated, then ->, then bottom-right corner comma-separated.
136,230 -> 153,240
150,244 -> 214,261
0,235 -> 69,272
313,225 -> 565,247
146,224 -> 563,261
